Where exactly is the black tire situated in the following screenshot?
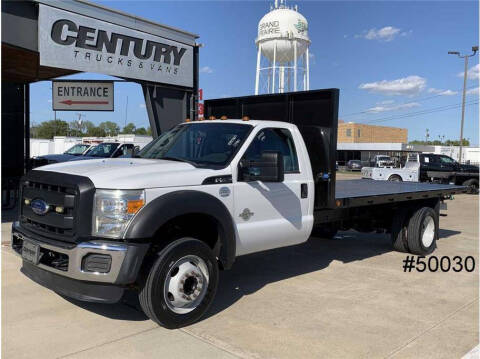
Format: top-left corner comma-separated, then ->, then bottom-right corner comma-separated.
462,179 -> 479,194
139,237 -> 219,329
311,225 -> 338,239
406,207 -> 438,255
388,175 -> 402,182
391,210 -> 409,252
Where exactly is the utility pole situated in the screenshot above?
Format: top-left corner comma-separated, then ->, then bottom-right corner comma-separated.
75,113 -> 86,136
448,46 -> 478,163
425,128 -> 429,143
125,96 -> 129,130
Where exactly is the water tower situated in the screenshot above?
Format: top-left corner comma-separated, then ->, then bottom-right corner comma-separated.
255,0 -> 310,95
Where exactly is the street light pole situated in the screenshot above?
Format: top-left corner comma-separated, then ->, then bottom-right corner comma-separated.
448,46 -> 478,163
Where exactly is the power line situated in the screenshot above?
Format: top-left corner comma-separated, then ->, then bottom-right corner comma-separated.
360,100 -> 478,125
340,84 -> 478,119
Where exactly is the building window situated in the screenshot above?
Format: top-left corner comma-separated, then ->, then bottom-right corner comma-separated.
346,129 -> 352,137
357,129 -> 361,137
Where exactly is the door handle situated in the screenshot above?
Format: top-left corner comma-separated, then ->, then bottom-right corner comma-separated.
301,183 -> 308,198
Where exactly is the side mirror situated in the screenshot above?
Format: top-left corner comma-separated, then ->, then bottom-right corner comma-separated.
240,151 -> 284,182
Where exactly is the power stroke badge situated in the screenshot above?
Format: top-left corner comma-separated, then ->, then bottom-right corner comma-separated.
38,5 -> 194,87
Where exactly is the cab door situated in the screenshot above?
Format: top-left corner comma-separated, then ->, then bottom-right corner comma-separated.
232,127 -> 313,256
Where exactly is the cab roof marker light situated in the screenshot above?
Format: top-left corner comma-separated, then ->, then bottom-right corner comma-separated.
242,116 -> 250,121
209,115 -> 216,121
220,115 -> 228,120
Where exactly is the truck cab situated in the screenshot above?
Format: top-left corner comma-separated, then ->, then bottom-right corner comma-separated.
69,142 -> 136,161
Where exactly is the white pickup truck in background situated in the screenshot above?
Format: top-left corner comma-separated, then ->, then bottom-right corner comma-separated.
362,153 -> 420,182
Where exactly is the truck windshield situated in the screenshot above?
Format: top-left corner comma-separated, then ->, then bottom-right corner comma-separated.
86,143 -> 119,157
64,144 -> 90,155
137,123 -> 252,167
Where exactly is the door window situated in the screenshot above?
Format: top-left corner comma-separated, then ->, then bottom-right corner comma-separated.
438,155 -> 456,164
242,128 -> 299,173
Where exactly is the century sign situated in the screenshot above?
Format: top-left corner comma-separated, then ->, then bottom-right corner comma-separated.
39,5 -> 194,87
52,81 -> 114,111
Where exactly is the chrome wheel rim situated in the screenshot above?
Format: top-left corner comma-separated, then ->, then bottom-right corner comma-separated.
421,216 -> 435,247
164,255 -> 209,314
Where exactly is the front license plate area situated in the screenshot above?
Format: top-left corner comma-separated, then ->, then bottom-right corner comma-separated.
22,240 -> 40,265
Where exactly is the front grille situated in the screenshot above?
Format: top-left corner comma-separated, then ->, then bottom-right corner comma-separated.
19,170 -> 95,243
20,180 -> 77,240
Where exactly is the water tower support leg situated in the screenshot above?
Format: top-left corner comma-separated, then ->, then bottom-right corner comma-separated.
305,48 -> 310,90
255,44 -> 262,95
272,41 -> 277,93
294,41 -> 297,92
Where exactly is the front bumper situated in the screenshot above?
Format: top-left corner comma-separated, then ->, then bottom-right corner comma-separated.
12,222 -> 149,302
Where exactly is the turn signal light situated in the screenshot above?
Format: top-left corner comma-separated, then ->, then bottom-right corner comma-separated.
127,199 -> 145,214
24,199 -> 31,205
55,206 -> 64,214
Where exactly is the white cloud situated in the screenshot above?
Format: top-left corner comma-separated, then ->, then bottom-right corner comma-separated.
467,87 -> 479,95
366,102 -> 420,113
359,75 -> 426,96
355,26 -> 404,42
139,103 -> 146,108
377,100 -> 395,105
458,63 -> 480,80
428,88 -> 458,96
47,99 -> 52,103
200,66 -> 213,74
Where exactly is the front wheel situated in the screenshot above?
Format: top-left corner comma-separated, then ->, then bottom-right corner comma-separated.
139,238 -> 219,329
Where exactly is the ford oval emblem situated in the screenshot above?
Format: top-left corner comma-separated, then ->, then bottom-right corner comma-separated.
31,198 -> 49,215
219,187 -> 231,197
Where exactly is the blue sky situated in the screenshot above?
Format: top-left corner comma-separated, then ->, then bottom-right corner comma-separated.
30,0 -> 479,144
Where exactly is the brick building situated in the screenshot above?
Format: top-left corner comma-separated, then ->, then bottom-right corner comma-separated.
338,122 -> 408,144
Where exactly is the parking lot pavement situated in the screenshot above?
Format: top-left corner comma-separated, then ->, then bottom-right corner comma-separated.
2,194 -> 478,359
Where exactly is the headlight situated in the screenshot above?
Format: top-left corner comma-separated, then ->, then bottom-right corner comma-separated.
92,189 -> 145,238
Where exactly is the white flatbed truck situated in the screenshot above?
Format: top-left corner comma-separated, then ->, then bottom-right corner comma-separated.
12,90 -> 466,328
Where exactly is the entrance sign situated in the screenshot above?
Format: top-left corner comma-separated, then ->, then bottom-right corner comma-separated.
39,5 -> 194,87
52,80 -> 114,111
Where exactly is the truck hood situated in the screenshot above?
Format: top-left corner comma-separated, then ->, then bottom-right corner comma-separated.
35,154 -> 77,162
459,163 -> 479,172
38,158 -> 224,189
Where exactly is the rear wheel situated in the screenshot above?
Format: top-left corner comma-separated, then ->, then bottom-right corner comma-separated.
391,209 -> 409,252
406,207 -> 438,255
139,237 -> 219,329
462,179 -> 479,194
388,175 -> 402,182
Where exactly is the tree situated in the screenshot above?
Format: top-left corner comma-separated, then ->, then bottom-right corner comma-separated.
408,139 -> 470,146
134,127 -> 148,135
69,120 -> 87,137
83,121 -> 105,137
121,122 -> 136,134
98,121 -> 120,137
36,119 -> 69,139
